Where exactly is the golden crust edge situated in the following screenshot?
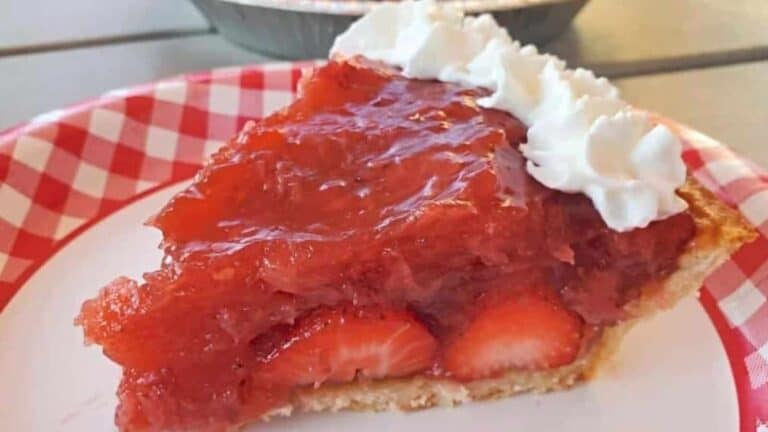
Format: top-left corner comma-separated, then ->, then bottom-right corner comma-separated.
259,177 -> 758,421
624,177 -> 757,318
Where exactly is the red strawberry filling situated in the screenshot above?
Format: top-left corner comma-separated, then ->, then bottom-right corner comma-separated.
77,58 -> 695,432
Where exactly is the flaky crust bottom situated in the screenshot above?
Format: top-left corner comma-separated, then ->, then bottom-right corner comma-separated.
256,177 -> 756,422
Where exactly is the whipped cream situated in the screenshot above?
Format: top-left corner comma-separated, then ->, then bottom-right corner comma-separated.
331,0 -> 687,232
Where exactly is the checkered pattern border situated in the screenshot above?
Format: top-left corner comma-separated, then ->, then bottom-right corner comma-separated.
0,62 -> 766,430
670,126 -> 768,429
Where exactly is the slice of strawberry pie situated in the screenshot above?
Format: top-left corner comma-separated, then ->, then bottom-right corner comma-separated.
76,2 -> 756,431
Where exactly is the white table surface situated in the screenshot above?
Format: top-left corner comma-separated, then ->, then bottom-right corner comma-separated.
1,0 -> 766,169
547,0 -> 768,76
0,0 -> 209,53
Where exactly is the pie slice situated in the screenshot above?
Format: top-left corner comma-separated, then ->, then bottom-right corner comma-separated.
76,57 -> 754,432
81,4 -> 768,421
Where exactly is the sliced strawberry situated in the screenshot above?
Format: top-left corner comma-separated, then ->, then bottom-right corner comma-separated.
443,296 -> 583,379
254,307 -> 437,387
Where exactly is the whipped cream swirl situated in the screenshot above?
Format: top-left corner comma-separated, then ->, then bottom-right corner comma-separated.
331,0 -> 687,232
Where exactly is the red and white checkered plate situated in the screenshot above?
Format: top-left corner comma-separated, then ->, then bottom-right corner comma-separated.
0,62 -> 766,431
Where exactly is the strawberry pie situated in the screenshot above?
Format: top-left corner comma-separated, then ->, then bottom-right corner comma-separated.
76,2 -> 756,431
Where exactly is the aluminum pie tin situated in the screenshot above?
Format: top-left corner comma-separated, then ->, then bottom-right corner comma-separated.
191,0 -> 589,59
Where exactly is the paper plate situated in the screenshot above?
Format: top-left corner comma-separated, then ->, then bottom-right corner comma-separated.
0,62 -> 766,431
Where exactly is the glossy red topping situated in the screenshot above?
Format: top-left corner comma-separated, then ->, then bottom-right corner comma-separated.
77,59 -> 695,431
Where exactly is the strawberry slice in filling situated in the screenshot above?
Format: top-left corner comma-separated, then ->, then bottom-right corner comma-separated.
443,295 -> 584,379
253,307 -> 438,387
